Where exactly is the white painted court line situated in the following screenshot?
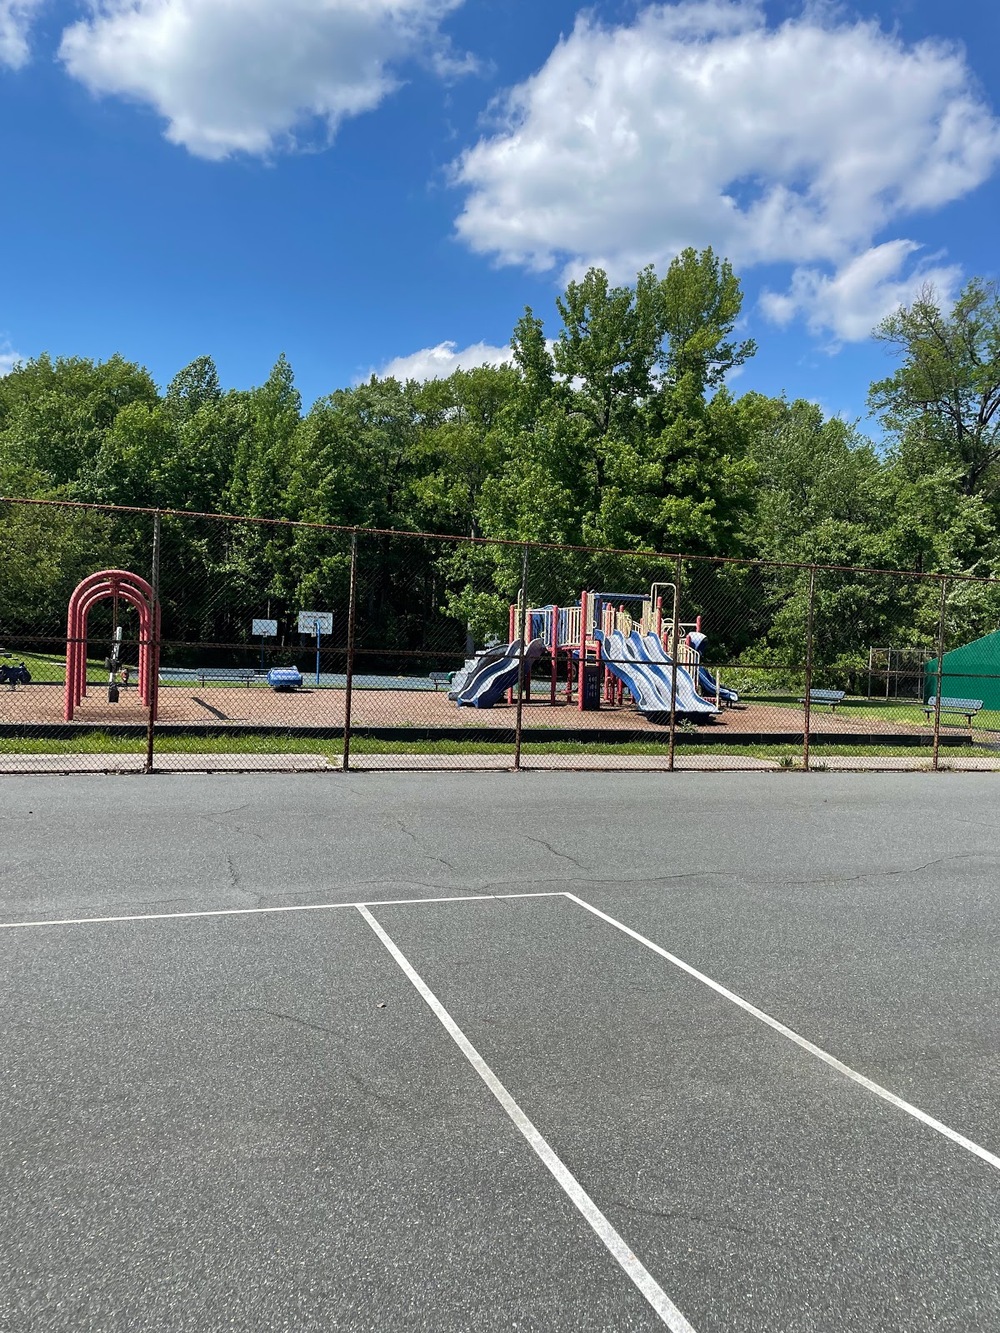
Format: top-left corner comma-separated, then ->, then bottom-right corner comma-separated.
0,891 -> 564,933
357,905 -> 697,1333
565,892 -> 1000,1175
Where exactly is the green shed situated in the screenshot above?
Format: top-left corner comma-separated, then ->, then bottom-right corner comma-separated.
926,629 -> 1000,708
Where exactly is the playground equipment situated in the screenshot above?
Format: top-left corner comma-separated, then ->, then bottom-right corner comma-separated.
106,625 -> 123,703
267,666 -> 303,691
447,643 -> 508,701
64,569 -> 160,722
593,629 -> 718,718
487,584 -> 729,721
686,631 -> 739,705
0,662 -> 31,690
452,639 -> 545,708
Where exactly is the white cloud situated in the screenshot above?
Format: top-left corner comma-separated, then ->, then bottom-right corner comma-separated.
375,339 -> 513,381
761,241 -> 963,344
0,0 -> 44,68
0,339 -> 23,375
452,2 -> 1000,340
60,0 -> 465,160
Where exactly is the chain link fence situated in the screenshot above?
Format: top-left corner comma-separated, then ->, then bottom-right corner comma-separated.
2,496 -> 999,773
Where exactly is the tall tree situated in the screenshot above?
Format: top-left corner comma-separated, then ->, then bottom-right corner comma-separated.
869,279 -> 1000,500
165,355 -> 223,423
0,353 -> 158,488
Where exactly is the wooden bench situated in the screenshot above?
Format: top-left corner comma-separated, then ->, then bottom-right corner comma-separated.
800,688 -> 846,711
922,696 -> 983,725
428,671 -> 454,690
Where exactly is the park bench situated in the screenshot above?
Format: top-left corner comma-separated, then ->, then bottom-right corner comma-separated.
922,696 -> 983,725
195,670 -> 257,687
800,688 -> 846,711
428,671 -> 454,690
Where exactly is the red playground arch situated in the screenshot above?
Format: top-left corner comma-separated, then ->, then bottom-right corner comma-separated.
64,569 -> 160,722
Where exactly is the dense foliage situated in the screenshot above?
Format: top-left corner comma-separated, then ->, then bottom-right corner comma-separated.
3,249 -> 1000,668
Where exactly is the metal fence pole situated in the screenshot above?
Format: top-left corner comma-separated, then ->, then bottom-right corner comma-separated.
931,575 -> 948,772
514,545 -> 529,771
342,531 -> 358,772
802,565 -> 817,772
144,511 -> 161,774
667,556 -> 682,772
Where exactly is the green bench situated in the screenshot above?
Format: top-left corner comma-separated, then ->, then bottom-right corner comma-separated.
196,670 -> 257,686
923,696 -> 983,725
800,688 -> 846,711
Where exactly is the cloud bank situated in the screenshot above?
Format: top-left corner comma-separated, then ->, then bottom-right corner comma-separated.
453,2 -> 1000,340
0,0 -> 44,68
375,339 -> 513,381
60,0 -> 466,160
0,339 -> 23,375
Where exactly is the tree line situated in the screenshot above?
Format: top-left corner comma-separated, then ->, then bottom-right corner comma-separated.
3,247 -> 1000,671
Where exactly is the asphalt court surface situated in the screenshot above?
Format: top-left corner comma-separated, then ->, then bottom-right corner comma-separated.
2,772 -> 1000,1331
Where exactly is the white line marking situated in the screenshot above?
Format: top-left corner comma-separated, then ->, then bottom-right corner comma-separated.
0,891 -> 563,932
356,904 -> 697,1333
565,892 -> 1000,1175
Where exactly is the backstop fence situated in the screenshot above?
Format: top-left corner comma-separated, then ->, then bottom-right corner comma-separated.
3,495 -> 1000,774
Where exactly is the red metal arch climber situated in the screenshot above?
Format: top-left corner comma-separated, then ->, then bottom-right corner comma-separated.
64,569 -> 160,722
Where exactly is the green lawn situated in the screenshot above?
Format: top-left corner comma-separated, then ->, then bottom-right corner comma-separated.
743,693 -> 997,732
1,650 -> 73,684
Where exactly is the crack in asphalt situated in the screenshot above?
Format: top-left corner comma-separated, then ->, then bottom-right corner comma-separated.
392,819 -> 460,874
196,808 -> 266,844
778,851 -> 982,888
244,1007 -> 341,1038
223,853 -> 262,905
524,836 -> 590,872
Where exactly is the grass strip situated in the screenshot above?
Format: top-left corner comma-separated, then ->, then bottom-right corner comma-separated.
0,732 -> 978,761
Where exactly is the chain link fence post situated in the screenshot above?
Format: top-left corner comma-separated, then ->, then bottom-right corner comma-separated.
514,545 -> 530,771
667,555 -> 682,772
931,575 -> 949,772
342,531 -> 359,772
802,565 -> 817,772
143,511 -> 161,775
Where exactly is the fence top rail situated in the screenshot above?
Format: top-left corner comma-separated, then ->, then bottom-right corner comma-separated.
1,494 -> 994,587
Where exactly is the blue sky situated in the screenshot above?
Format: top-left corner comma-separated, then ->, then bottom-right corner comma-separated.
2,0 -> 999,429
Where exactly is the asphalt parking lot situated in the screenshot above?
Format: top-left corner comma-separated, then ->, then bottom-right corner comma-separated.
2,772 -> 998,1331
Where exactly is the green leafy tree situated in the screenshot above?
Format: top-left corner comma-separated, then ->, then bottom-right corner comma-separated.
870,279 -> 1000,500
0,353 -> 158,488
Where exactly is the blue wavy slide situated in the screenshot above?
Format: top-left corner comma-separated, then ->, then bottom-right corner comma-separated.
447,644 -> 507,700
453,638 -> 545,708
594,629 -> 674,716
627,632 -> 719,716
697,664 -> 739,705
686,630 -> 738,703
597,629 -> 717,718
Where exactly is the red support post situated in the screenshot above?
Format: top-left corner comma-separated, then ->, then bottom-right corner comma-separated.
64,569 -> 159,721
577,589 -> 589,712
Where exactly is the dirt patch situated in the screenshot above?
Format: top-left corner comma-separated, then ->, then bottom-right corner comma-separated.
0,681 -> 943,739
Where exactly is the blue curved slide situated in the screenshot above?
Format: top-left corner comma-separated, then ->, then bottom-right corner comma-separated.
447,645 -> 507,701
596,630 -> 717,719
453,638 -> 545,708
686,630 -> 738,704
697,664 -> 739,705
595,629 -> 675,717
630,632 -> 719,715
629,632 -> 720,715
